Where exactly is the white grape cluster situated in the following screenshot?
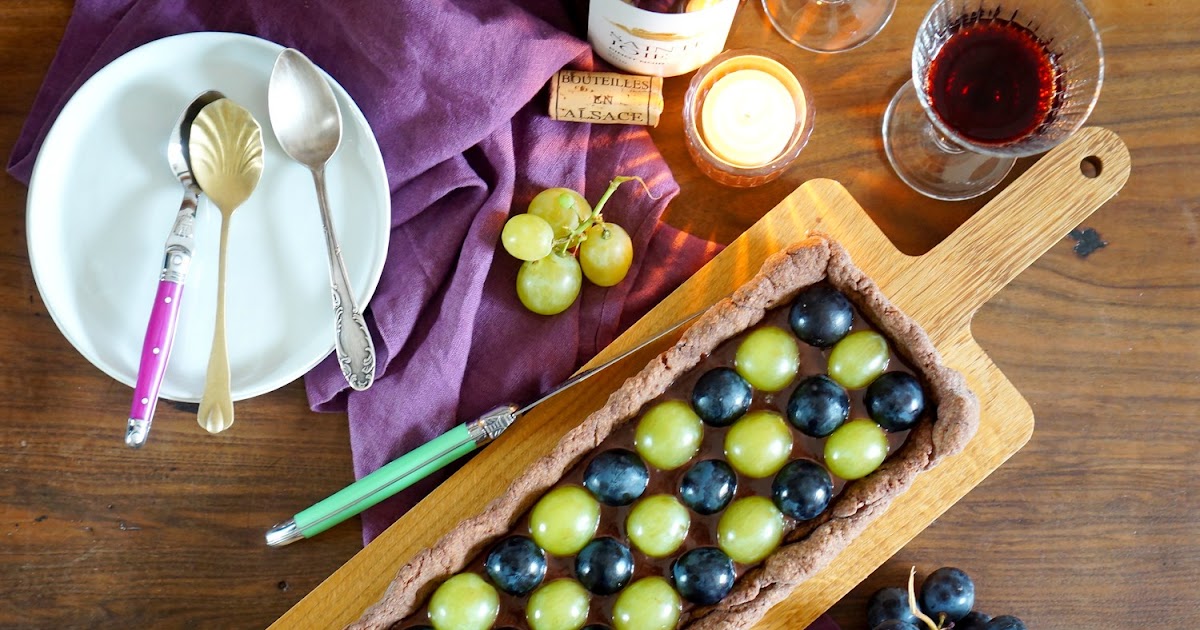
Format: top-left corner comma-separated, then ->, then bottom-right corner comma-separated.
500,177 -> 647,315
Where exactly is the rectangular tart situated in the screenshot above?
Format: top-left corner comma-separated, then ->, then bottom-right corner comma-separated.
351,235 -> 980,630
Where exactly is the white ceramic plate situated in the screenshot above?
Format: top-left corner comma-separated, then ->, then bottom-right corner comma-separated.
27,32 -> 391,402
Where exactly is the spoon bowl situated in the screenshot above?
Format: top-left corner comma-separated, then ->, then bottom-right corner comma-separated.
269,52 -> 341,167
169,90 -> 225,192
189,98 -> 265,434
269,49 -> 376,391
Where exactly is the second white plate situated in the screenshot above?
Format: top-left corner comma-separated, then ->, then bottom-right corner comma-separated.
27,32 -> 391,402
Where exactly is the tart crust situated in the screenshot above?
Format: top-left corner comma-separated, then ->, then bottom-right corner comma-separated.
350,235 -> 980,630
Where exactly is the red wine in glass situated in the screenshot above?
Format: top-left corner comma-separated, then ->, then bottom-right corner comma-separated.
923,17 -> 1064,145
885,0 -> 1102,200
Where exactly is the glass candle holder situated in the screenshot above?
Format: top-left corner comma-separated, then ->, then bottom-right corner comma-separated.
684,50 -> 815,187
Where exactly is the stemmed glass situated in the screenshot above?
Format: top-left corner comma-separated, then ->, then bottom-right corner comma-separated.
762,0 -> 898,53
883,0 -> 1104,200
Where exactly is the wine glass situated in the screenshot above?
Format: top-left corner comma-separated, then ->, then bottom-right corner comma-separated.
762,0 -> 897,53
883,0 -> 1104,200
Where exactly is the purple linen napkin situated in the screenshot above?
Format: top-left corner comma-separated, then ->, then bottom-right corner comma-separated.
8,0 -> 722,539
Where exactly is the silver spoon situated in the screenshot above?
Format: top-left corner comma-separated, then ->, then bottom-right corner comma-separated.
125,90 -> 224,448
268,49 -> 376,391
190,98 -> 265,434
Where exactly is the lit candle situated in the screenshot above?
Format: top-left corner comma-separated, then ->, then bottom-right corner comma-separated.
700,66 -> 801,168
684,50 -> 812,187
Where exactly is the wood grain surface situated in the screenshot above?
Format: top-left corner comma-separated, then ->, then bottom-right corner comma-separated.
1,1 -> 1197,629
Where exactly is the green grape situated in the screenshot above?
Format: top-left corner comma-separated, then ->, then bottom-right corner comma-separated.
724,410 -> 793,478
517,253 -> 583,316
501,213 -> 555,262
612,576 -> 682,630
579,223 -> 633,287
529,187 -> 592,240
427,573 -> 499,630
827,330 -> 890,389
718,496 -> 784,565
626,494 -> 690,557
734,326 -> 801,391
529,485 -> 600,556
526,578 -> 590,630
634,400 -> 703,470
823,418 -> 889,480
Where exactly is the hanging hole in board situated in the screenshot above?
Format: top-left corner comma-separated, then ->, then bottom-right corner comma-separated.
1080,156 -> 1103,179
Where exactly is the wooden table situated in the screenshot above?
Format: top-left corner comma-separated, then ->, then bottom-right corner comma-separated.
1,1 -> 1196,628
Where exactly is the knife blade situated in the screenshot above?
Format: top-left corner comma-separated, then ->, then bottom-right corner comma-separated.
265,308 -> 704,546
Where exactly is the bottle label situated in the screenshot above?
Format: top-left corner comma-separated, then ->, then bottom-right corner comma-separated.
587,0 -> 740,77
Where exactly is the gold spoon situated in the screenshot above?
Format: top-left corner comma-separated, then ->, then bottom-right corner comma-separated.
189,98 -> 265,434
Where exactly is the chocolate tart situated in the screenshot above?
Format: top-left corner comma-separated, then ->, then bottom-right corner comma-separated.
351,235 -> 979,630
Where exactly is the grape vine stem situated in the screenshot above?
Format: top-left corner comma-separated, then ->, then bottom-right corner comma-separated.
554,176 -> 656,256
909,566 -> 942,630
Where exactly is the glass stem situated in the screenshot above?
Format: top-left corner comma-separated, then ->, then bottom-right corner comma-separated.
925,118 -> 967,154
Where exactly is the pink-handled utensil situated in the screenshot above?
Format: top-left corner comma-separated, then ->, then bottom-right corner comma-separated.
125,90 -> 224,448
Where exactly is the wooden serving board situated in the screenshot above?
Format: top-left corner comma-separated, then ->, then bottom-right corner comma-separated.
272,127 -> 1130,629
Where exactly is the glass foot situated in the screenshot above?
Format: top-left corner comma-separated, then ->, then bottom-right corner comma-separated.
761,0 -> 897,53
882,81 -> 1014,201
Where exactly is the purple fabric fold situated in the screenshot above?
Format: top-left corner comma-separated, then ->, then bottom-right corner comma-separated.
8,0 -> 722,541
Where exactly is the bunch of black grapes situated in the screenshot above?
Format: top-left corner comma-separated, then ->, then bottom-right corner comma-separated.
867,567 -> 1026,629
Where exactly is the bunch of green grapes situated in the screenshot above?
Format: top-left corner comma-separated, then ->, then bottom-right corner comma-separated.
500,177 -> 648,315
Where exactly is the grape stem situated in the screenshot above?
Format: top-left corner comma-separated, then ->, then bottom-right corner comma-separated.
554,176 -> 656,255
909,567 -> 942,630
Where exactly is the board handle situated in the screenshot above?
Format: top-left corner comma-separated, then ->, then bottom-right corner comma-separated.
896,127 -> 1131,339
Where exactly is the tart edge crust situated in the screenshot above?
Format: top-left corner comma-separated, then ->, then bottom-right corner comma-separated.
349,235 -> 980,630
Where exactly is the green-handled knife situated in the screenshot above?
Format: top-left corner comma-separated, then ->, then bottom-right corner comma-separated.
265,310 -> 703,547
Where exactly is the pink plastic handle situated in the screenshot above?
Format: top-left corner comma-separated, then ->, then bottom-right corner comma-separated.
129,280 -> 185,425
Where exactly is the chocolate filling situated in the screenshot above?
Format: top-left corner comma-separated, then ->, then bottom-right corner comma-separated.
353,236 -> 980,630
397,295 -> 924,628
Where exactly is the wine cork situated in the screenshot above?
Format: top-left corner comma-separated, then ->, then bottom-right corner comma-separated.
548,69 -> 664,127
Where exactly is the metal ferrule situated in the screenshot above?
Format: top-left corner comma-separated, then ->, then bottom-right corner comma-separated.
160,245 -> 192,284
125,418 -> 150,448
265,519 -> 304,547
466,404 -> 520,446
